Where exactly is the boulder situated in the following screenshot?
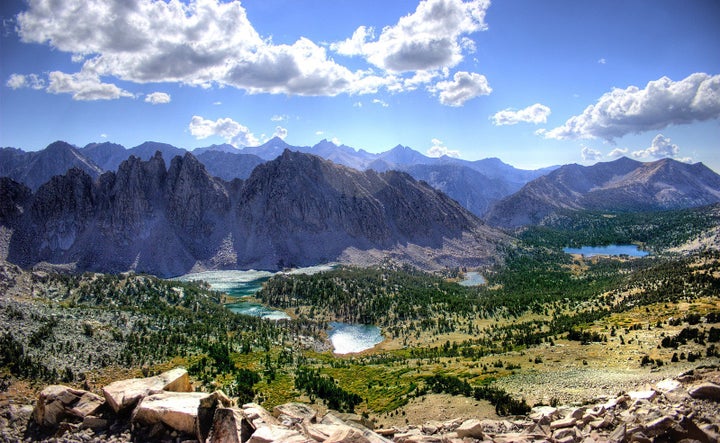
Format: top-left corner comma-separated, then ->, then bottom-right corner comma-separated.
81,415 -> 109,431
102,367 -> 192,413
324,426 -> 373,443
34,385 -> 105,428
628,390 -> 656,402
688,382 -> 720,401
197,390 -> 234,442
131,391 -> 208,436
247,424 -> 312,443
321,412 -> 393,443
243,402 -> 280,428
455,418 -> 484,439
208,407 -> 253,443
529,405 -> 558,421
301,422 -> 342,441
550,417 -> 577,430
655,379 -> 681,393
273,402 -> 316,424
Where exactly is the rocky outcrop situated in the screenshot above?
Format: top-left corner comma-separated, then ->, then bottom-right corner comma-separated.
33,385 -> 104,428
25,365 -> 720,443
2,150 -> 507,276
102,367 -> 192,413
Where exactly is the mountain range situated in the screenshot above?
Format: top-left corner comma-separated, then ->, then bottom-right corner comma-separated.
486,156 -> 720,228
1,138 -> 553,217
0,150 -> 508,276
2,138 -> 720,241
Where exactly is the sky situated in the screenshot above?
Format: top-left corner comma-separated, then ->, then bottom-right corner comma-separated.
1,0 -> 719,171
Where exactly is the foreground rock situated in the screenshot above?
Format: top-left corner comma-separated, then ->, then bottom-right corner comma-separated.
102,367 -> 192,413
33,385 -> 105,427
22,365 -> 720,443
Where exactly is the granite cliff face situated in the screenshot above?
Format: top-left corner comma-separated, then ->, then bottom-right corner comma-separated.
2,150 -> 507,276
486,157 -> 720,228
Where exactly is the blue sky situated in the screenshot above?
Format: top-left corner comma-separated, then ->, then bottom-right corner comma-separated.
1,0 -> 719,170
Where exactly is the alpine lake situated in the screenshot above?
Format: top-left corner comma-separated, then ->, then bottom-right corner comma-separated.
563,244 -> 650,257
175,265 -> 384,354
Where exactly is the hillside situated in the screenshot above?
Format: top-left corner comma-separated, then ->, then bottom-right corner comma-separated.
486,157 -> 720,228
0,150 -> 507,276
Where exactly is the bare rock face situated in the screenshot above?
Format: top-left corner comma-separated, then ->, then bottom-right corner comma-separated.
33,385 -> 104,427
2,150 -> 507,276
102,367 -> 192,413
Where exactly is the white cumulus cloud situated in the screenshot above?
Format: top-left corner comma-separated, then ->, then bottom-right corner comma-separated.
632,134 -> 691,162
492,103 -> 551,125
14,0 -> 495,103
427,138 -> 460,158
581,146 -> 603,162
188,115 -> 258,147
144,91 -> 171,104
15,0 -> 383,97
545,73 -> 720,141
430,71 -> 491,106
607,147 -> 629,158
272,126 -> 288,140
46,70 -> 134,100
6,73 -> 45,90
332,0 -> 490,72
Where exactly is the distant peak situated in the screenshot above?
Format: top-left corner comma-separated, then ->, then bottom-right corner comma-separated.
46,140 -> 76,150
267,136 -> 288,144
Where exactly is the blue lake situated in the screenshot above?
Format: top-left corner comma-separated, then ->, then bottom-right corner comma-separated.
563,244 -> 649,257
328,322 -> 383,354
458,271 -> 486,286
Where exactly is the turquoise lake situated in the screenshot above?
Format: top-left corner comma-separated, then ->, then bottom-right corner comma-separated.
563,244 -> 649,257
177,265 -> 384,353
328,322 -> 383,354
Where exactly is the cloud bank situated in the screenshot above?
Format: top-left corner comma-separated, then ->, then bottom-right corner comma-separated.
12,0 -> 493,106
545,73 -> 720,141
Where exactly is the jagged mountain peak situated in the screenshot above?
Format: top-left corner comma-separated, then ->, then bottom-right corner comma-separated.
1,148 -> 507,275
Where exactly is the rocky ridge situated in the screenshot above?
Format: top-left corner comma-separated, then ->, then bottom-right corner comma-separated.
1,150 -> 507,277
2,366 -> 719,442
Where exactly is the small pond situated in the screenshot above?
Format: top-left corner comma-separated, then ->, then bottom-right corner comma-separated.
563,244 -> 649,257
328,322 -> 383,354
458,271 -> 486,286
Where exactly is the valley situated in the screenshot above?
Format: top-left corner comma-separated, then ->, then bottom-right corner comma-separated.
1,141 -> 719,441
1,205 -> 719,441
